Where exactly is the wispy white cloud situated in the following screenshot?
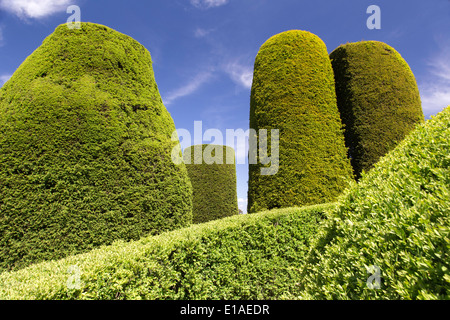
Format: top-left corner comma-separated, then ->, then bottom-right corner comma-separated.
420,89 -> 450,116
163,70 -> 214,106
190,0 -> 229,9
419,46 -> 450,117
191,23 -> 254,90
0,73 -> 12,87
386,27 -> 405,40
222,60 -> 253,89
194,27 -> 215,38
427,54 -> 450,83
0,0 -> 72,19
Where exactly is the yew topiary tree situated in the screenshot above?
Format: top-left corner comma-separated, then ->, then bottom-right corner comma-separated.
0,23 -> 192,272
184,144 -> 238,224
247,30 -> 354,214
330,41 -> 424,179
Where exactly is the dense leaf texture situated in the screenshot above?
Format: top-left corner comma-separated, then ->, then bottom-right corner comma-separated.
248,30 -> 354,213
299,106 -> 449,299
0,204 -> 332,300
1,101 -> 448,300
184,145 -> 238,224
330,41 -> 424,179
0,23 -> 192,272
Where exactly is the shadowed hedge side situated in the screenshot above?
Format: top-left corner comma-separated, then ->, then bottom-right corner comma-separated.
330,41 -> 424,179
0,23 -> 192,272
184,145 -> 238,224
248,30 -> 354,213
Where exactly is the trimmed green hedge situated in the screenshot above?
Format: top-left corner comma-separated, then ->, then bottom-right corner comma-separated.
0,101 -> 447,300
330,41 -> 424,179
0,203 -> 333,300
184,145 -> 238,224
298,106 -> 450,299
248,30 -> 354,213
0,23 -> 192,272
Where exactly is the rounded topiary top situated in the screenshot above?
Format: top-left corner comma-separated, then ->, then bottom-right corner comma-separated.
0,22 -> 192,271
248,30 -> 354,213
184,144 -> 238,224
330,41 -> 424,179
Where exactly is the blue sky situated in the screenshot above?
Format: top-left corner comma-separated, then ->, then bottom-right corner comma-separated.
0,0 -> 449,213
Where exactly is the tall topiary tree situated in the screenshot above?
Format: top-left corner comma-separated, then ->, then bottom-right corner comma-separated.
184,144 -> 238,224
0,23 -> 192,272
330,41 -> 424,179
248,30 -> 354,214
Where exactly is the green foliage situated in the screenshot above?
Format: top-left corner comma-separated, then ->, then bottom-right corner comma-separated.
1,25 -> 446,301
2,101 -> 448,302
0,23 -> 192,272
184,145 -> 239,224
0,203 -> 333,300
297,106 -> 450,299
248,30 -> 354,213
330,41 -> 425,179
